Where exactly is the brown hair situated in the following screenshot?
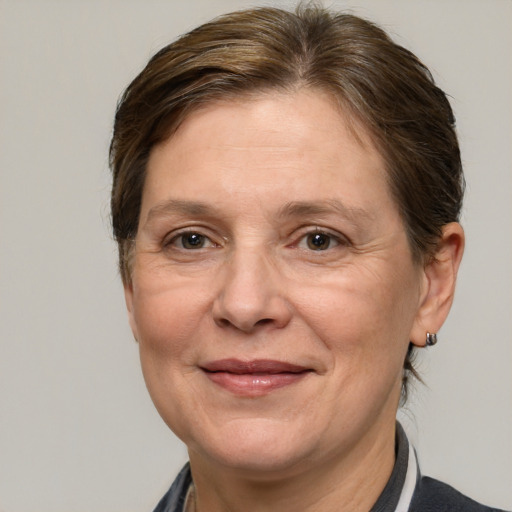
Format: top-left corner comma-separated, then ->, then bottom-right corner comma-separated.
109,4 -> 464,401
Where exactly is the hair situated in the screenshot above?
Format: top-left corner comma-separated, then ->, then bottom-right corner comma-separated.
109,4 -> 464,402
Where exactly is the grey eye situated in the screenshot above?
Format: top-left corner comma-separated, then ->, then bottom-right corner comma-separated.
180,233 -> 206,249
306,233 -> 332,251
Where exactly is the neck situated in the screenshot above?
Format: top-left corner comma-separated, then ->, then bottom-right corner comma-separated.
188,420 -> 397,512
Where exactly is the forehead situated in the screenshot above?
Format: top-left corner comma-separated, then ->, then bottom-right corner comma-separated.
142,89 -> 394,221
169,88 -> 376,154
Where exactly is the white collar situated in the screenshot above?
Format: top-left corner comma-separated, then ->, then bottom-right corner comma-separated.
395,438 -> 418,512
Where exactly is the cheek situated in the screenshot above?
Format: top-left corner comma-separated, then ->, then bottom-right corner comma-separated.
132,277 -> 213,368
291,263 -> 419,368
132,281 -> 214,435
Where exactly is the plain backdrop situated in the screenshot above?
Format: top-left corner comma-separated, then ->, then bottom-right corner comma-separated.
1,1 -> 511,511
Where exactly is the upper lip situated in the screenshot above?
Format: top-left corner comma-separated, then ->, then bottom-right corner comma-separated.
201,359 -> 310,374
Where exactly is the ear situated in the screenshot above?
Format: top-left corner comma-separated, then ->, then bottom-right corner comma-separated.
410,222 -> 465,347
123,279 -> 139,342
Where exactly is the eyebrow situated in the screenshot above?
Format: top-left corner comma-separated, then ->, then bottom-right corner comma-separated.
143,198 -> 374,227
144,199 -> 217,226
277,199 -> 375,223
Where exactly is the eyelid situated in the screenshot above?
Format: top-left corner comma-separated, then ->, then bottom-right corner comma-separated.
163,227 -> 221,249
291,226 -> 350,248
160,224 -> 349,253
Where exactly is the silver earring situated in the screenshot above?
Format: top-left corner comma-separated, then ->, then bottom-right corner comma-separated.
426,332 -> 437,346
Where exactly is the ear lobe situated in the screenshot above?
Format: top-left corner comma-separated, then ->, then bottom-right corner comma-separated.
123,279 -> 139,342
410,222 -> 465,347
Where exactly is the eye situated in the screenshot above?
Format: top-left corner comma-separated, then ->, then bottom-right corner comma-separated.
166,231 -> 216,250
298,231 -> 340,251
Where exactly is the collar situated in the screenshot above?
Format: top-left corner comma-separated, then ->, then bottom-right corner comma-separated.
370,422 -> 419,512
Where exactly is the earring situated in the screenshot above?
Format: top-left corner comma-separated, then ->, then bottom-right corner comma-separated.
426,332 -> 438,346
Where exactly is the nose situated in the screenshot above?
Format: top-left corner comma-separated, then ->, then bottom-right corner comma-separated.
212,249 -> 292,333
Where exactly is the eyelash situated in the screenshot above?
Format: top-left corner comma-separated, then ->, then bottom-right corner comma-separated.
164,230 -> 218,250
293,228 -> 349,252
163,227 -> 349,254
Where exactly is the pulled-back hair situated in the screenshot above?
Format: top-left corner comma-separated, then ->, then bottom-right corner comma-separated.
110,4 -> 464,401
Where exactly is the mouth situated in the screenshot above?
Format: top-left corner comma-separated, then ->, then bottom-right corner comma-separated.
200,359 -> 313,397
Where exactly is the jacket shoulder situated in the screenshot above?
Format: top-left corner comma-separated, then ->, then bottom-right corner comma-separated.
410,476 -> 509,512
153,464 -> 192,512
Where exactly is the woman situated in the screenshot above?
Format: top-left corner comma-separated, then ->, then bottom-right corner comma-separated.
109,5 -> 504,512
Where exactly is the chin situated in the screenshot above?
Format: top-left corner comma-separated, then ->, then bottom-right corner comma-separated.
185,417 -> 318,478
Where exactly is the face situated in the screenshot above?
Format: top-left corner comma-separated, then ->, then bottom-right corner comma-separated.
125,90 -> 427,476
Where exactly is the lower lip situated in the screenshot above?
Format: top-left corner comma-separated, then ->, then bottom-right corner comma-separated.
203,371 -> 309,396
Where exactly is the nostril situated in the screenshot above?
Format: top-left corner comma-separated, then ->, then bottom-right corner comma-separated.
215,317 -> 273,330
212,288 -> 292,332
217,318 -> 232,328
255,318 -> 273,326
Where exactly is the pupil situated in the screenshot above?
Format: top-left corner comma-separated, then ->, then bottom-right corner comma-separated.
308,233 -> 329,250
184,233 -> 203,248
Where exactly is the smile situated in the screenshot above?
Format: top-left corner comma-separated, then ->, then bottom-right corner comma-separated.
200,359 -> 313,396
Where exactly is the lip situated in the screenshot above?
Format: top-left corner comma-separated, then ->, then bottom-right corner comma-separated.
200,359 -> 312,397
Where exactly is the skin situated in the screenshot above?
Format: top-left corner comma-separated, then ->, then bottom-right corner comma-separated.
125,89 -> 464,511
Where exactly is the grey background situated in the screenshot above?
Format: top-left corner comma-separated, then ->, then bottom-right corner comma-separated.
1,0 -> 511,511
